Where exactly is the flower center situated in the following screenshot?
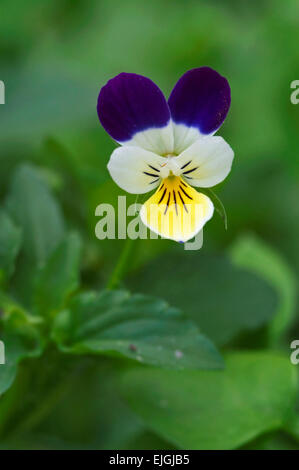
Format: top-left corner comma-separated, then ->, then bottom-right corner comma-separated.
160,155 -> 181,179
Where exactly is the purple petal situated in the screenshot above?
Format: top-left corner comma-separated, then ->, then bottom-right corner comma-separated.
97,73 -> 171,143
168,67 -> 231,135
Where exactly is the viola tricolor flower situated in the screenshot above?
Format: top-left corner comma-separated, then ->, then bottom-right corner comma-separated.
97,67 -> 234,242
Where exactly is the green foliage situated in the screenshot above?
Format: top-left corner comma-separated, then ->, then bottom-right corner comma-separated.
240,428 -> 299,450
119,352 -> 297,450
127,252 -> 278,346
0,210 -> 21,285
230,234 -> 297,345
0,295 -> 42,395
0,0 -> 298,450
5,165 -> 65,305
34,233 -> 81,318
5,164 -> 65,267
52,290 -> 223,370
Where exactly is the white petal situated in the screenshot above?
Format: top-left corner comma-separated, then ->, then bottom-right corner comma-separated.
107,146 -> 165,194
124,121 -> 174,155
172,122 -> 202,154
174,136 -> 234,187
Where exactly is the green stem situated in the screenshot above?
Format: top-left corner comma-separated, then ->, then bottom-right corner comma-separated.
106,237 -> 135,290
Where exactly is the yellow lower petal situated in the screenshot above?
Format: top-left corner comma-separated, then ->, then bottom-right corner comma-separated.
140,176 -> 214,242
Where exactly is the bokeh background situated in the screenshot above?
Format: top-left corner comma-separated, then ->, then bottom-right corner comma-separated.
0,0 -> 299,450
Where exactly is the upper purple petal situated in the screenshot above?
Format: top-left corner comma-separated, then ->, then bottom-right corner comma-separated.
168,67 -> 231,135
97,73 -> 171,142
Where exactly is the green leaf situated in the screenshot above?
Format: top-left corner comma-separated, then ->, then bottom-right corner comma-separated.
5,164 -> 65,304
230,234 -> 297,345
284,391 -> 299,443
36,360 -> 149,450
0,210 -> 22,285
0,295 -> 43,395
242,431 -> 299,450
5,164 -> 65,266
34,233 -> 81,317
285,412 -> 299,443
119,352 -> 297,450
52,290 -> 223,370
200,188 -> 228,229
127,252 -> 278,346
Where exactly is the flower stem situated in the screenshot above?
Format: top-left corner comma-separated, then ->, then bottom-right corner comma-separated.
106,237 -> 135,290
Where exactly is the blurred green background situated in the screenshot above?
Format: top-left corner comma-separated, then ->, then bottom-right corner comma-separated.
0,0 -> 299,450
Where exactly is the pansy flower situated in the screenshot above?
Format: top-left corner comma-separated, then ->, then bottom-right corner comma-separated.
97,67 -> 234,242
